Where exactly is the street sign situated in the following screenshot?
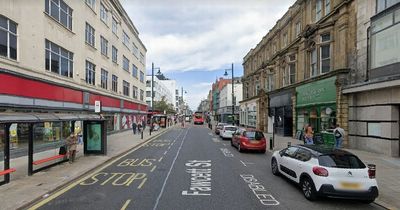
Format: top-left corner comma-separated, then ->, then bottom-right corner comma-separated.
95,100 -> 101,113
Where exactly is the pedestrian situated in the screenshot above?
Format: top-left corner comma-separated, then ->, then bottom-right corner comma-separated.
138,122 -> 142,133
333,124 -> 345,149
132,121 -> 137,135
142,120 -> 146,131
66,132 -> 78,163
304,125 -> 314,145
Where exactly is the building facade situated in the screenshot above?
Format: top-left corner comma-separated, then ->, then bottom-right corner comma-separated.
343,0 -> 400,157
211,78 -> 231,121
0,0 -> 148,153
241,0 -> 356,143
145,75 -> 174,109
219,83 -> 243,123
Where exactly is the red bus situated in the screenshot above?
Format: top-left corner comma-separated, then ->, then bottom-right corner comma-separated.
193,111 -> 205,125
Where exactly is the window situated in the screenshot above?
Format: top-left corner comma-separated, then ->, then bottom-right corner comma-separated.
283,33 -> 288,47
0,15 -> 17,60
123,56 -> 129,71
85,60 -> 95,85
283,147 -> 298,158
140,89 -> 144,101
320,33 -> 331,73
377,0 -> 400,13
112,46 -> 118,63
85,0 -> 95,9
122,31 -> 130,47
288,54 -> 296,84
318,154 -> 366,169
132,43 -> 139,58
294,149 -> 311,162
310,48 -> 317,77
100,36 -> 108,56
112,75 -> 118,92
295,22 -> 301,36
101,69 -> 108,89
146,91 -> 151,97
140,52 -> 145,64
325,0 -> 331,14
85,23 -> 95,47
112,17 -> 118,35
45,0 -> 73,30
132,64 -> 138,78
100,3 -> 108,24
267,73 -> 274,91
140,71 -> 144,83
132,85 -> 138,99
316,0 -> 322,22
123,80 -> 130,96
255,80 -> 260,95
45,39 -> 74,78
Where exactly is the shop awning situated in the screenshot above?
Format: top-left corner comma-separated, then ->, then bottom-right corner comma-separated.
0,112 -> 104,123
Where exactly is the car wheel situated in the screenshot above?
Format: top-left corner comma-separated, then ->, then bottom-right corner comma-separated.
271,158 -> 280,176
238,144 -> 243,153
301,177 -> 318,201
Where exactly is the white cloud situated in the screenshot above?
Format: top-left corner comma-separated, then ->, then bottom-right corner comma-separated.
192,82 -> 213,88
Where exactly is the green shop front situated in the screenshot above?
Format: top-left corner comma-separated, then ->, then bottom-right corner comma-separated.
296,77 -> 337,138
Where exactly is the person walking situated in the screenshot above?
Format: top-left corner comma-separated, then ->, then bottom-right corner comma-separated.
132,121 -> 137,135
304,125 -> 314,145
333,124 -> 345,149
138,122 -> 142,133
66,132 -> 78,163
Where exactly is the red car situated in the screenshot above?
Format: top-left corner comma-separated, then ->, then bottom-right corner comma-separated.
231,128 -> 266,153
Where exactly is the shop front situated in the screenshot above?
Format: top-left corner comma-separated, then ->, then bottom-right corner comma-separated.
296,77 -> 337,134
269,89 -> 293,136
239,99 -> 258,128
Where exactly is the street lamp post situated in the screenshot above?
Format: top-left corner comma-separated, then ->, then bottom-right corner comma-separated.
224,63 -> 235,125
181,86 -> 187,115
151,62 -> 161,135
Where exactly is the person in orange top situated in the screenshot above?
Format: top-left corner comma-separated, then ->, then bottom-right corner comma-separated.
304,125 -> 314,145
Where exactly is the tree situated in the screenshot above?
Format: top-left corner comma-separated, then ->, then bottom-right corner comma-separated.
153,96 -> 176,114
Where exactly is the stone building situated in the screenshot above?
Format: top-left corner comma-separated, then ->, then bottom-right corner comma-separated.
343,0 -> 400,157
241,0 -> 357,146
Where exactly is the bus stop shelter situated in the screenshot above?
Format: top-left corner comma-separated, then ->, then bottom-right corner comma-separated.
0,112 -> 106,186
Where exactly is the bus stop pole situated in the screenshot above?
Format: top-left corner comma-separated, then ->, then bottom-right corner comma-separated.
28,123 -> 34,176
4,124 -> 11,183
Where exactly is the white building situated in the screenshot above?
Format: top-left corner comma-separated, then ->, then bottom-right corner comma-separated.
219,83 -> 243,123
146,75 -> 174,109
157,78 -> 177,110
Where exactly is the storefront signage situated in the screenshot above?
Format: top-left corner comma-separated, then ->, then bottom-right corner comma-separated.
296,77 -> 337,107
95,101 -> 101,113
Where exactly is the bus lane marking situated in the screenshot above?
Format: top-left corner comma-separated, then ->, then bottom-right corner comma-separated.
240,160 -> 254,167
79,172 -> 147,188
151,165 -> 157,172
158,157 -> 164,162
220,148 -> 233,157
240,174 -> 279,206
120,199 -> 131,210
163,151 -> 168,155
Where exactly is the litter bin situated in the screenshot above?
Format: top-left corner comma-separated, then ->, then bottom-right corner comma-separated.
321,130 -> 335,146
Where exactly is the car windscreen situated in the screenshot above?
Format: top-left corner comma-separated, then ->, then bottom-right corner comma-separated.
245,131 -> 264,140
224,127 -> 236,131
318,154 -> 366,169
195,115 -> 202,119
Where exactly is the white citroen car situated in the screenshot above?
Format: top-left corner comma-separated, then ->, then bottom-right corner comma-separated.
271,145 -> 378,203
219,125 -> 237,139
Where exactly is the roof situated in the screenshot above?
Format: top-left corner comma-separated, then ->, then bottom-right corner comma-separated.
297,145 -> 354,156
0,113 -> 104,123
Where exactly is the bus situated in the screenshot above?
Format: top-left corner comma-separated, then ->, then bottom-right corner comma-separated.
193,111 -> 205,125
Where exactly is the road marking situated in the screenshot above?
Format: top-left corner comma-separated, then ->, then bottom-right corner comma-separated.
168,146 -> 171,150
212,138 -> 218,143
240,174 -> 279,206
151,165 -> 157,172
158,157 -> 164,162
182,160 -> 212,196
164,151 -> 168,155
153,128 -> 189,210
28,129 -> 183,210
120,199 -> 131,210
240,160 -> 254,167
208,133 -> 212,136
220,148 -> 234,157
137,178 -> 147,189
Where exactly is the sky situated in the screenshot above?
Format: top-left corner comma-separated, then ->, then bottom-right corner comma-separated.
121,0 -> 295,110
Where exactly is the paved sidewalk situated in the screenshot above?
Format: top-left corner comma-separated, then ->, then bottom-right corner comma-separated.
264,133 -> 400,210
0,126 -> 174,210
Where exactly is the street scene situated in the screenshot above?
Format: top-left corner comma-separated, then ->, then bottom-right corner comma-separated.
1,0 -> 400,210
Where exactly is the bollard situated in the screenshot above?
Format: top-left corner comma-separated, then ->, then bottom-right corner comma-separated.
141,131 -> 143,139
149,127 -> 152,136
269,137 -> 273,150
287,142 -> 291,148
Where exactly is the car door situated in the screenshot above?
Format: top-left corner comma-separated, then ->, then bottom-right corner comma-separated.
279,147 -> 299,181
291,148 -> 312,183
232,129 -> 240,146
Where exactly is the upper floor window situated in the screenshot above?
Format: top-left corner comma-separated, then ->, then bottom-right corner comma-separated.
85,23 -> 95,47
112,17 -> 118,35
100,36 -> 108,56
132,85 -> 138,99
132,64 -> 138,78
123,80 -> 130,96
85,60 -> 95,85
325,0 -> 331,14
0,15 -> 17,60
283,33 -> 288,47
112,46 -> 118,63
100,3 -> 108,24
140,71 -> 145,83
285,55 -> 296,85
295,22 -> 301,37
132,42 -> 139,58
123,56 -> 129,71
122,31 -> 130,47
112,75 -> 118,92
310,48 -> 318,77
45,39 -> 73,78
320,33 -> 331,73
140,89 -> 144,101
267,73 -> 274,91
316,0 -> 322,22
377,0 -> 400,13
45,0 -> 72,30
85,0 -> 95,10
101,68 -> 108,89
140,52 -> 145,64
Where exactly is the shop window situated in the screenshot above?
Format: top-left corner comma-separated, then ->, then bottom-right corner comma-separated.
320,107 -> 336,130
0,124 -> 4,171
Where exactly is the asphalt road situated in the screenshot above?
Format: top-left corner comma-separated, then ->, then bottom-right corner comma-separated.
29,125 -> 385,210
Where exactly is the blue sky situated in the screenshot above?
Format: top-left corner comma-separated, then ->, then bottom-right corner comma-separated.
121,0 -> 295,110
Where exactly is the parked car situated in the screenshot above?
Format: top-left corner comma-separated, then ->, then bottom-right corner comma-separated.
271,145 -> 378,203
214,123 -> 227,135
231,128 -> 266,153
220,125 -> 237,139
